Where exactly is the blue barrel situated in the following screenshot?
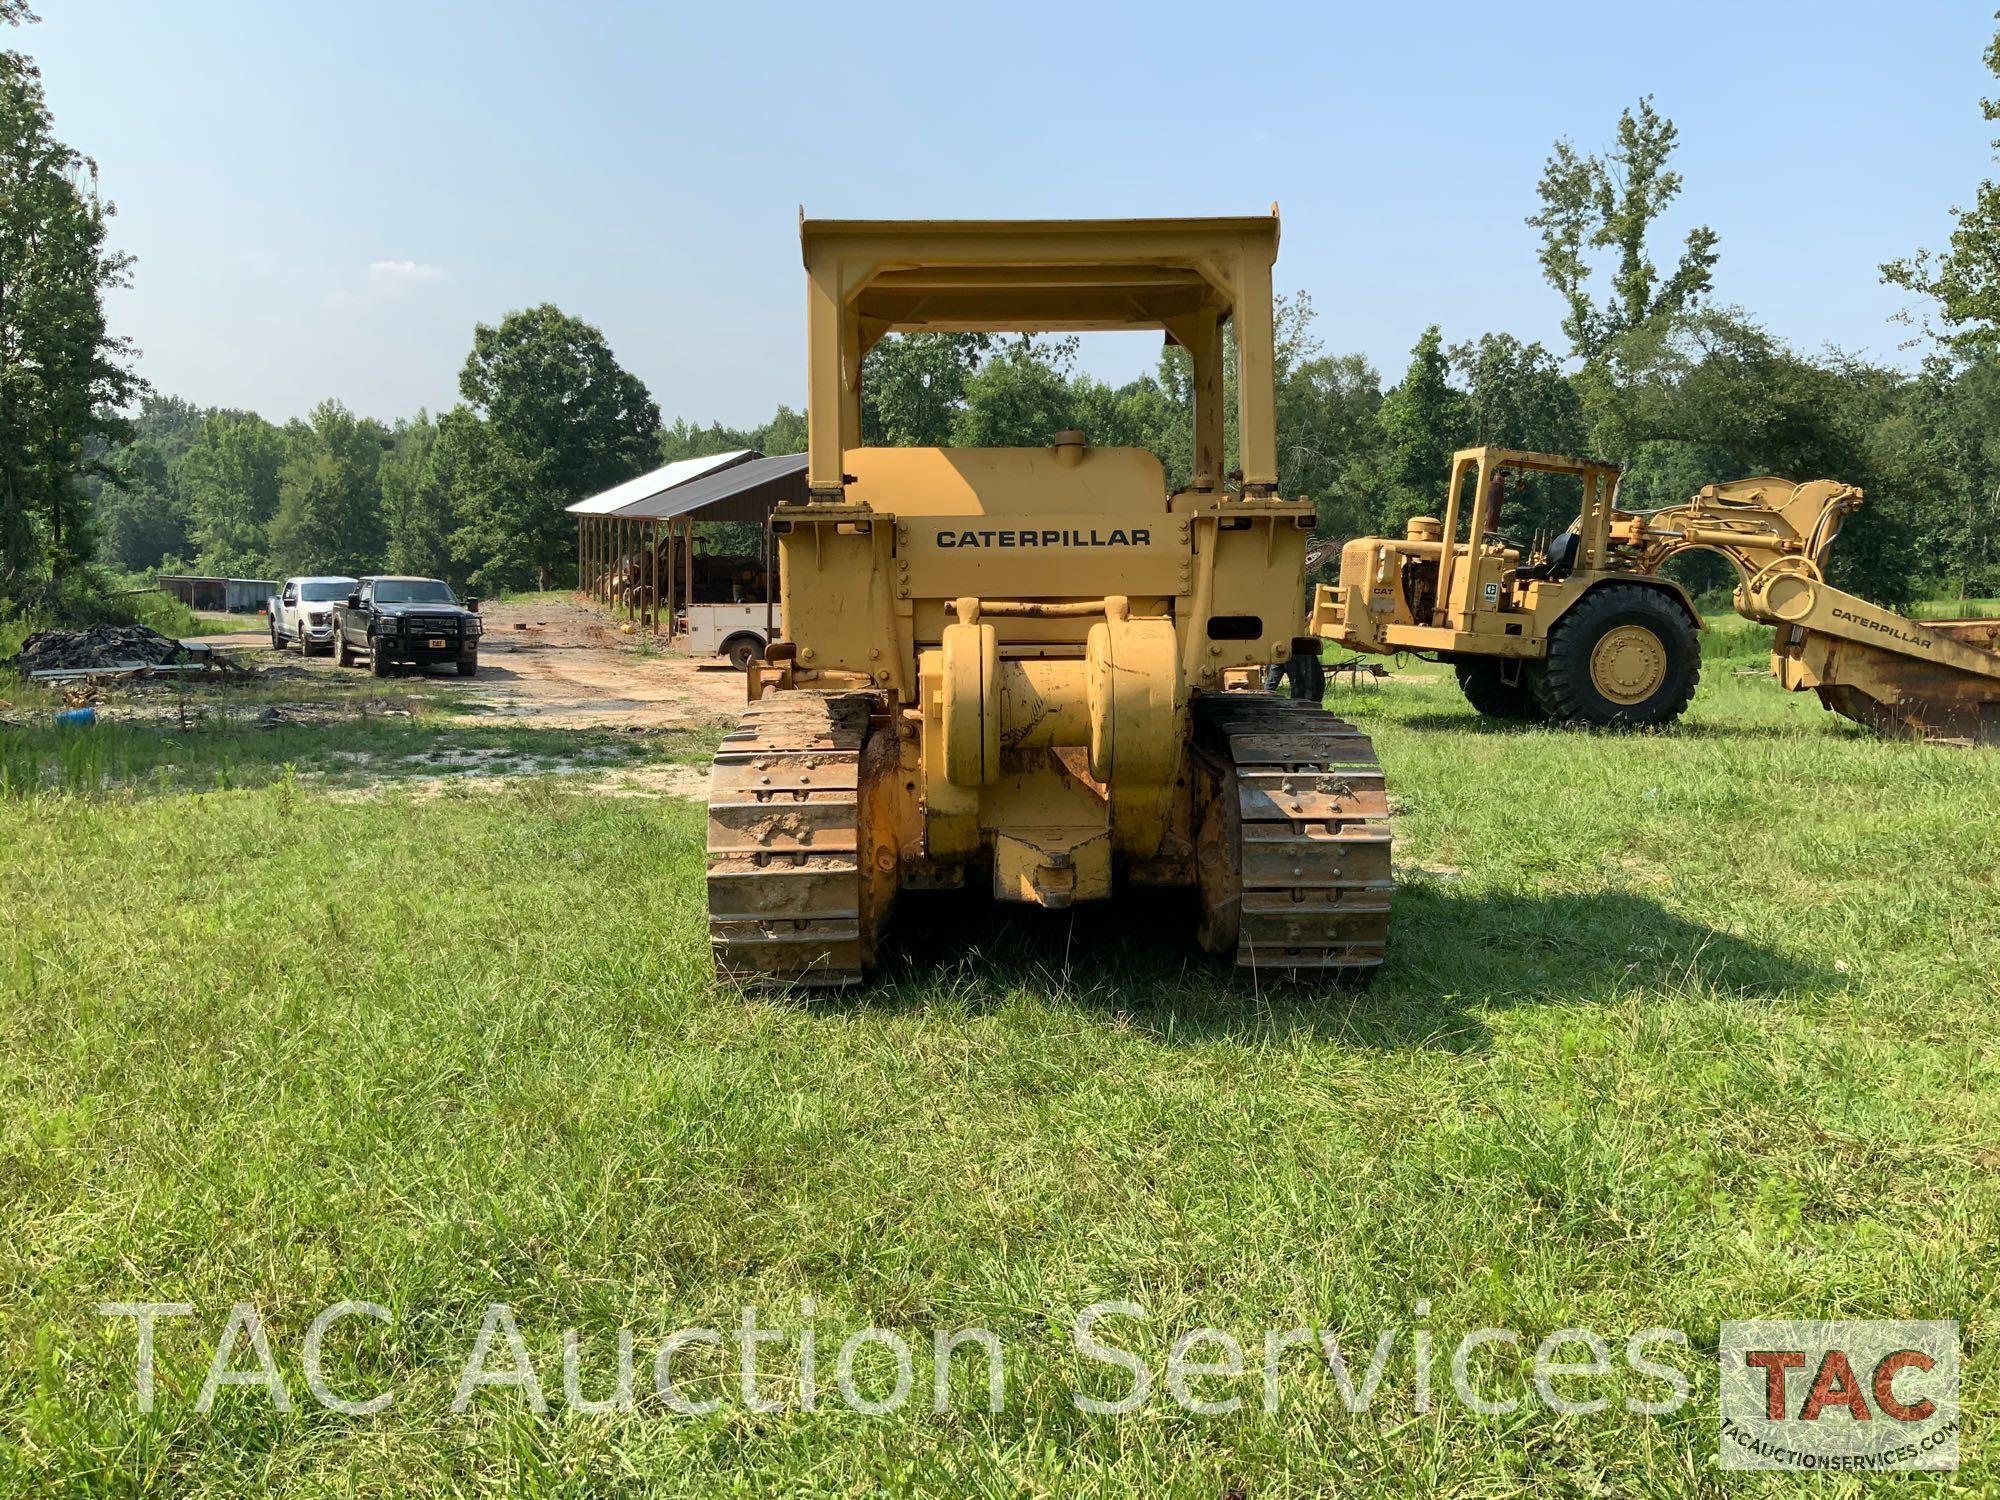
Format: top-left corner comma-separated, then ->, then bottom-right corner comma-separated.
54,707 -> 98,728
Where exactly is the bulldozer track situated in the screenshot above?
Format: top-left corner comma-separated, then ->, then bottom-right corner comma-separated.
706,692 -> 876,989
1194,693 -> 1393,977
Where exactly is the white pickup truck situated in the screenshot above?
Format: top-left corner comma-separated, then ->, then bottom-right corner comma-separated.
268,575 -> 358,655
679,603 -> 771,671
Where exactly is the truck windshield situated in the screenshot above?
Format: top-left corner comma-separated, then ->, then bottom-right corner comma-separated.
300,580 -> 355,603
373,580 -> 456,604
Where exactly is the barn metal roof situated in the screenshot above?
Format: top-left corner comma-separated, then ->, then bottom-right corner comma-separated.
617,452 -> 809,523
566,450 -> 757,516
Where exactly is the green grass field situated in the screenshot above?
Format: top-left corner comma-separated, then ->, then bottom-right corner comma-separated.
1,627 -> 1995,1496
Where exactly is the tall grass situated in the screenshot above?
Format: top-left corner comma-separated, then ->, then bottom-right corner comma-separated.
0,669 -> 1993,1495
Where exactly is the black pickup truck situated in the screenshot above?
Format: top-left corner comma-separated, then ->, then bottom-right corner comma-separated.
329,575 -> 483,677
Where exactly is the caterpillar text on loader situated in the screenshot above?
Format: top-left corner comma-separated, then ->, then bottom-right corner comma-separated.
1312,446 -> 2000,742
705,214 -> 1392,987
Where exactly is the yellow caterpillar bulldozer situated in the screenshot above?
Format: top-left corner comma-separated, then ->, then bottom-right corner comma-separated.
704,213 -> 1392,987
1313,445 -> 2000,743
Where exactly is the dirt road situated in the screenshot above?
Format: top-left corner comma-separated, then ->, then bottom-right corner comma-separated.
465,597 -> 748,729
197,596 -> 749,732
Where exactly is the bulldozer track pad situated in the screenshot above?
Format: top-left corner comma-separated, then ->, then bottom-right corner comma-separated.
1194,693 -> 1394,979
707,693 -> 876,989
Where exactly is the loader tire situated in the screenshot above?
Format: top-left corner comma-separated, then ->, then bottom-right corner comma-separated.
1192,693 -> 1393,980
1452,658 -> 1545,721
706,691 -> 892,990
1534,584 -> 1699,728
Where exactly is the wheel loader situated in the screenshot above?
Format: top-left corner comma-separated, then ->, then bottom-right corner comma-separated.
1312,445 -> 2000,743
704,213 -> 1392,987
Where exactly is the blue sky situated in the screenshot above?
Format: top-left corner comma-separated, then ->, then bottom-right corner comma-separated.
30,0 -> 1998,428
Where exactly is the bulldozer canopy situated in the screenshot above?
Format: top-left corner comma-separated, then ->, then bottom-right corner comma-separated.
798,214 -> 1285,496
799,215 -> 1278,334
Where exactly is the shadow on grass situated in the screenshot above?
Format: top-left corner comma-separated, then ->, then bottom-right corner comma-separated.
1390,711 -> 1813,742
0,708 -> 681,796
826,878 -> 1830,1053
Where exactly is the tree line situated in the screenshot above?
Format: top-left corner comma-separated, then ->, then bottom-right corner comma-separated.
90,302 -> 667,594
11,6 -> 2000,616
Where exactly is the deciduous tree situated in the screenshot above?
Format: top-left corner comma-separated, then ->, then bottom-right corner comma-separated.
446,304 -> 659,591
379,411 -> 452,578
862,334 -> 989,446
1882,16 -> 2000,353
1528,97 -> 1720,365
1374,325 -> 1471,526
268,399 -> 387,576
174,412 -> 284,575
0,8 -> 141,597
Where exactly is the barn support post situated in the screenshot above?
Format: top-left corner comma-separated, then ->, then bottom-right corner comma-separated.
667,521 -> 679,641
682,518 -> 694,634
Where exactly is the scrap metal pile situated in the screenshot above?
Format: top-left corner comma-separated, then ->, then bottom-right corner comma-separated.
6,623 -> 234,680
10,623 -> 186,674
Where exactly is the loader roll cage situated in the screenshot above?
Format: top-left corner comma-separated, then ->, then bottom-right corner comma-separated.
799,213 -> 1285,501
1434,447 -> 1623,627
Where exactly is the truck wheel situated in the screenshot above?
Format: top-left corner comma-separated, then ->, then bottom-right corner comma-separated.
270,620 -> 286,651
457,657 -> 478,678
370,645 -> 394,678
331,631 -> 351,667
723,635 -> 762,672
1534,584 -> 1699,727
1453,659 -> 1545,721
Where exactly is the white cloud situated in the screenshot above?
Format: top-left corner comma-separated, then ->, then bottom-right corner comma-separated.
323,259 -> 447,309
365,259 -> 446,297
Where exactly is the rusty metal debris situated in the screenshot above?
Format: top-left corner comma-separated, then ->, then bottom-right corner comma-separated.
10,623 -> 187,674
9,623 -> 250,683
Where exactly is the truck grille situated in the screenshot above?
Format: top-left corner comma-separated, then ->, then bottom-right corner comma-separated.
409,616 -> 458,635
